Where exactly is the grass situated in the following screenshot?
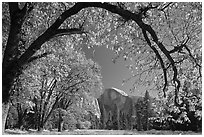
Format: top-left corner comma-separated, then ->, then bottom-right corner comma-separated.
3,129 -> 202,135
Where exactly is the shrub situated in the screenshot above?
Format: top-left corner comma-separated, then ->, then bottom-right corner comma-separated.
76,120 -> 91,129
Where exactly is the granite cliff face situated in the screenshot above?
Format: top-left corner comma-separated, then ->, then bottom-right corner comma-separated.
97,87 -> 154,130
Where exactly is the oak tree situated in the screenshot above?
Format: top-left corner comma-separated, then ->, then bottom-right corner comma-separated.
2,2 -> 201,131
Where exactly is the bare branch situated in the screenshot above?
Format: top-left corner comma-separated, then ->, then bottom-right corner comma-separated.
185,45 -> 201,67
20,2 -> 34,22
169,44 -> 185,54
169,36 -> 190,54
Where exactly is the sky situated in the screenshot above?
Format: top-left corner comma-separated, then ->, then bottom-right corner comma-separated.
82,45 -> 158,97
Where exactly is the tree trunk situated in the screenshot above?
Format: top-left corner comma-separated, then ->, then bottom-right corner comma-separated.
58,113 -> 63,132
37,126 -> 43,132
116,108 -> 120,130
37,113 -> 44,131
2,85 -> 12,133
37,118 -> 44,132
58,121 -> 64,132
2,102 -> 10,132
2,72 -> 15,132
17,116 -> 23,129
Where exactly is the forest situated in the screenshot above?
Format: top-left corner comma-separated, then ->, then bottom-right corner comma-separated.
2,2 -> 202,135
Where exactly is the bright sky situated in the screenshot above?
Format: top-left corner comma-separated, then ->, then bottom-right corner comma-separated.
82,45 -> 158,97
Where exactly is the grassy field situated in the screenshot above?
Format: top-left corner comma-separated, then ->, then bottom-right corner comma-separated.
3,129 -> 202,135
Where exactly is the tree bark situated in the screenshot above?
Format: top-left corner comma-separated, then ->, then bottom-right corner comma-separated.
58,121 -> 64,132
2,3 -> 26,132
2,102 -> 10,132
37,125 -> 43,132
58,111 -> 63,132
2,67 -> 18,132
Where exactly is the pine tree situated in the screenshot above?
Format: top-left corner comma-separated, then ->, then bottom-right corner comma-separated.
143,90 -> 151,130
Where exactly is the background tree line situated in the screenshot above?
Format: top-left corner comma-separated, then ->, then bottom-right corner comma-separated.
6,38 -> 103,131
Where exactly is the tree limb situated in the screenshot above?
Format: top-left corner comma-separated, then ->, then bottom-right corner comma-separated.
20,2 -> 34,22
18,2 -> 133,67
50,28 -> 87,40
17,3 -> 86,67
142,29 -> 168,97
41,78 -> 57,125
27,52 -> 52,63
43,96 -> 60,125
63,79 -> 86,93
184,45 -> 201,68
10,2 -> 182,104
159,2 -> 173,11
21,2 -> 33,13
169,37 -> 190,54
139,21 -> 180,104
169,44 -> 186,54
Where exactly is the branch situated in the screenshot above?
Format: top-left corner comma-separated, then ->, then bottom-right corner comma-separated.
159,2 -> 173,11
14,2 -> 181,103
184,45 -> 201,68
184,44 -> 202,79
50,28 -> 87,40
140,21 -> 180,104
17,3 -> 87,67
20,2 -> 34,22
77,2 -> 180,100
137,3 -> 159,18
43,95 -> 60,124
58,97 -> 73,110
21,2 -> 34,13
17,2 -> 135,67
142,29 -> 167,97
169,36 -> 190,54
27,52 -> 52,63
45,78 -> 57,104
63,79 -> 85,93
41,79 -> 57,124
169,44 -> 186,54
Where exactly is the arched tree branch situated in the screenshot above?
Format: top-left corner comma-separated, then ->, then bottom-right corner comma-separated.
27,52 -> 52,63
4,2 -> 183,106
50,28 -> 87,40
142,29 -> 168,97
17,2 -> 181,104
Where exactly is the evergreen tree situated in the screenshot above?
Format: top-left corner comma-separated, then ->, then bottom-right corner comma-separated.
143,90 -> 151,130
